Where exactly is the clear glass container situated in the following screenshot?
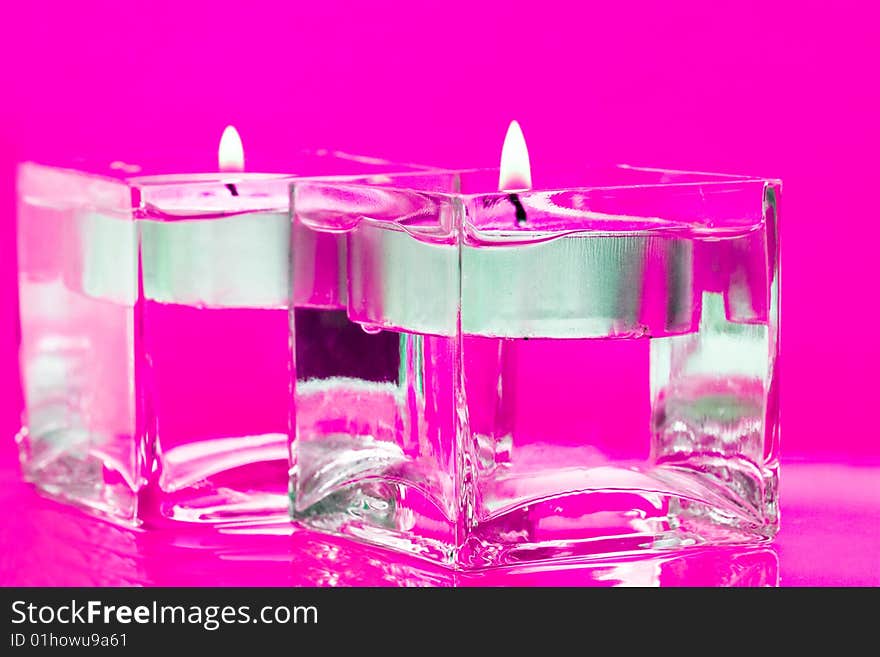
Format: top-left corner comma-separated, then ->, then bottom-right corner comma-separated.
16,153 -> 440,526
290,165 -> 781,567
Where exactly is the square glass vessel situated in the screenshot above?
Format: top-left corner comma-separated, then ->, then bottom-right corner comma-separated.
16,153 -> 441,525
289,165 -> 781,567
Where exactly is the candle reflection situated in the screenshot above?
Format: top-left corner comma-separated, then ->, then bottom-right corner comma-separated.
0,471 -> 778,586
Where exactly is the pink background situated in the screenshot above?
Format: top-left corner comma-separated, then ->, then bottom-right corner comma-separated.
0,2 -> 878,585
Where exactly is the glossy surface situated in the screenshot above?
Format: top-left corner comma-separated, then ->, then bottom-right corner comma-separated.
2,1 -> 879,470
0,443 -> 876,585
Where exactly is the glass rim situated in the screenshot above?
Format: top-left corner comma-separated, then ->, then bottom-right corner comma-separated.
20,150 -> 439,186
292,163 -> 781,200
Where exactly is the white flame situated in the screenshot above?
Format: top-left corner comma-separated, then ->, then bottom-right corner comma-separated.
218,125 -> 245,172
498,120 -> 531,191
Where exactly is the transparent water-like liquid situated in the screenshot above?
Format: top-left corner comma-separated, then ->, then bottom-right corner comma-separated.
18,183 -> 779,554
139,302 -> 290,524
17,197 -> 141,520
292,308 -> 459,563
18,277 -> 140,520
293,324 -> 776,565
18,202 -> 294,525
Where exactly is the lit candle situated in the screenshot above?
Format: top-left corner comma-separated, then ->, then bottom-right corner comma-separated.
498,119 -> 531,225
290,130 -> 781,568
15,132 -> 438,526
138,126 -> 291,308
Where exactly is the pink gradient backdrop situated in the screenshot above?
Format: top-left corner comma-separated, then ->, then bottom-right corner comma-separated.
1,0 -> 878,468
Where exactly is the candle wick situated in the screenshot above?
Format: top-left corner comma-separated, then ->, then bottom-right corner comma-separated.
225,182 -> 239,197
508,193 -> 527,225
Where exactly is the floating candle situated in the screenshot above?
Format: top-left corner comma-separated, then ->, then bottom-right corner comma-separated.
16,131 -> 439,525
289,127 -> 781,567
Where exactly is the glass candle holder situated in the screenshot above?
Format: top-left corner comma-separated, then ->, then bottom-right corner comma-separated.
290,166 -> 781,567
16,153 -> 441,526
